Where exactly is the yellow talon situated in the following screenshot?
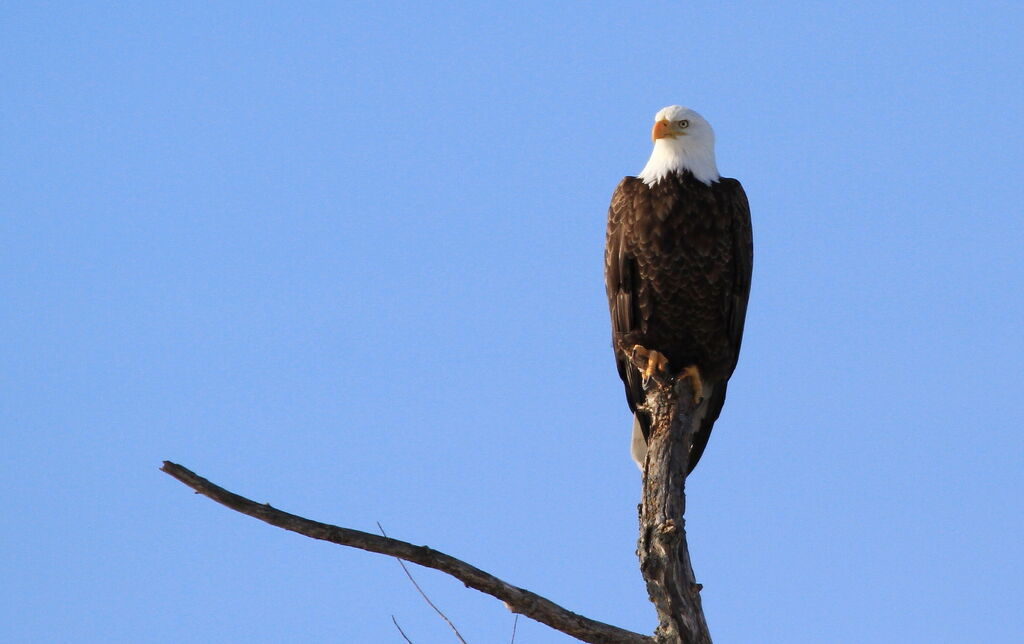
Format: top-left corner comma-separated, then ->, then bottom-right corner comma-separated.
631,345 -> 669,387
678,365 -> 704,405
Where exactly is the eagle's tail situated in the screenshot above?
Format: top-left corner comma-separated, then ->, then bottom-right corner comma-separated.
630,415 -> 647,469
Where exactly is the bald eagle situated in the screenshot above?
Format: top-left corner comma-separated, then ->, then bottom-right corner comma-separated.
605,105 -> 753,472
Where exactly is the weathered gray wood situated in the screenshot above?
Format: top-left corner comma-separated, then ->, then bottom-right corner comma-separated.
161,461 -> 653,644
636,377 -> 712,644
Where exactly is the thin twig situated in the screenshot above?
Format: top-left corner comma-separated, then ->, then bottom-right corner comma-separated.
160,461 -> 652,644
392,615 -> 415,644
379,522 -> 468,644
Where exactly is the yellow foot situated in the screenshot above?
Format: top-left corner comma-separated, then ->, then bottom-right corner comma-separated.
678,365 -> 704,406
630,345 -> 669,387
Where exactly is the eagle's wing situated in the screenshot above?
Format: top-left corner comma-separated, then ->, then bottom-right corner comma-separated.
722,178 -> 754,373
604,177 -> 648,423
688,178 -> 753,472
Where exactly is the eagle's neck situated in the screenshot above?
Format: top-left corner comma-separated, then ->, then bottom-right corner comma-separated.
638,138 -> 719,186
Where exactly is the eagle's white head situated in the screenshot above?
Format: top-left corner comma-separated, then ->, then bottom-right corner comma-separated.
637,105 -> 720,186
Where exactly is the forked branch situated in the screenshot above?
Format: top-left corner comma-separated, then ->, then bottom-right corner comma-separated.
160,461 -> 651,644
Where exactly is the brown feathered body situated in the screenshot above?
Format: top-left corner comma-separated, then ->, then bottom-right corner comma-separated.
605,170 -> 752,473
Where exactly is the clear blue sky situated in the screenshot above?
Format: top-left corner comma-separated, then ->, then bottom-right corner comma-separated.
2,2 -> 1022,642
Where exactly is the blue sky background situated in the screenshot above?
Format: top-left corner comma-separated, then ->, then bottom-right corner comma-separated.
2,2 -> 1022,642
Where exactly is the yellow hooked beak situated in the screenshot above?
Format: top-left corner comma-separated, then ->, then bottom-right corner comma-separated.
651,118 -> 682,142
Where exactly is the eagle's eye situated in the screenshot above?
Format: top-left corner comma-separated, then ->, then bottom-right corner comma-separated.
678,119 -> 690,129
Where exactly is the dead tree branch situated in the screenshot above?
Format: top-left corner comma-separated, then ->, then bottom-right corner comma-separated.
636,375 -> 712,643
160,461 -> 652,644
